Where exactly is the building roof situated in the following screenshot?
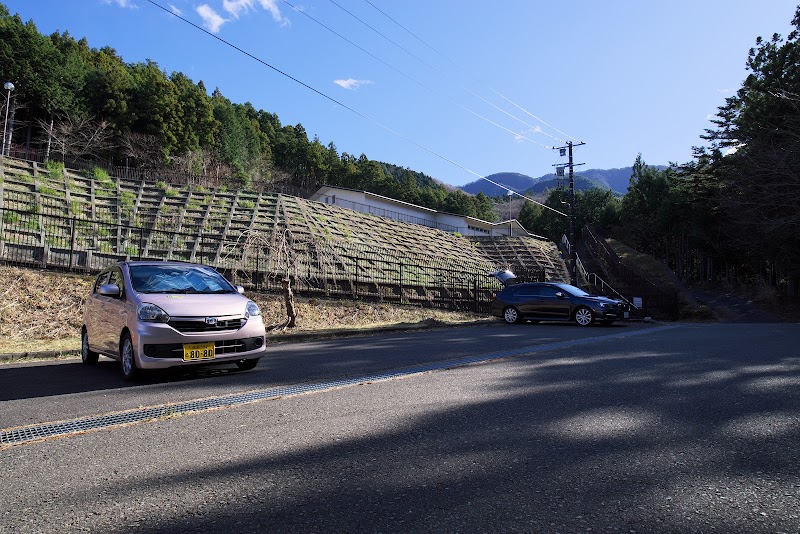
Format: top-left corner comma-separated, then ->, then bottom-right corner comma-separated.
310,184 -> 544,238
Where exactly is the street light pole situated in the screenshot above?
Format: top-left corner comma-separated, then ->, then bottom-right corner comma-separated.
2,81 -> 15,157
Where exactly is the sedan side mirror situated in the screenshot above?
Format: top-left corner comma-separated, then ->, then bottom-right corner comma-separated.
98,284 -> 121,298
555,292 -> 565,299
236,285 -> 245,294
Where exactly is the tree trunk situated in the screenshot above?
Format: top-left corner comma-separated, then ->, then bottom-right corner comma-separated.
788,274 -> 799,297
46,114 -> 53,161
282,278 -> 297,328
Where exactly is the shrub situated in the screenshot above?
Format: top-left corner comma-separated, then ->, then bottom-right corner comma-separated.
2,211 -> 19,224
39,186 -> 59,197
91,167 -> 112,184
46,160 -> 65,180
120,191 -> 136,206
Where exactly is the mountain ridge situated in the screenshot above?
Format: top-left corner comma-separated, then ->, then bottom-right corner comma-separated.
459,167 -> 658,196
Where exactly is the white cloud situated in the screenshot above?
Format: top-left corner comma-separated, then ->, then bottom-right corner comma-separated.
513,126 -> 541,143
197,4 -> 228,33
223,0 -> 288,26
334,78 -> 374,90
168,3 -> 182,16
104,0 -> 137,8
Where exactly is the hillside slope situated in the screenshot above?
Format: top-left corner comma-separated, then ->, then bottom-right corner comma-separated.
0,158 -> 568,306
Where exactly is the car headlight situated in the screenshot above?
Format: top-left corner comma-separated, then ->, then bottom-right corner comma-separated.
245,300 -> 261,318
599,302 -> 610,308
137,303 -> 170,323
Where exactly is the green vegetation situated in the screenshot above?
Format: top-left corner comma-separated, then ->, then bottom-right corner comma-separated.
120,191 -> 136,206
45,160 -> 64,181
91,167 -> 113,186
38,186 -> 59,197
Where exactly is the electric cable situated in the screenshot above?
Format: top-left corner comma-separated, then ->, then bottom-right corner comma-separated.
143,0 -> 567,216
330,0 -> 566,144
363,0 -> 580,143
282,0 -> 554,150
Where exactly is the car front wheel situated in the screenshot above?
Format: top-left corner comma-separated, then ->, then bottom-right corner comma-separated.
120,333 -> 139,381
502,306 -> 521,324
81,329 -> 99,365
574,307 -> 594,327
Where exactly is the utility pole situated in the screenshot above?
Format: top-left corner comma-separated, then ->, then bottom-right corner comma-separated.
554,141 -> 585,286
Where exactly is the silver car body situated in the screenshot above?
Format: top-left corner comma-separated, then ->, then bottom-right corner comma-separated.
83,261 -> 267,372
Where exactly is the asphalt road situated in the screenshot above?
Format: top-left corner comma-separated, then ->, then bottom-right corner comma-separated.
1,321 -> 799,533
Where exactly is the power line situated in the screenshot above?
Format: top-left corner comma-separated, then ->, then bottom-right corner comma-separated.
326,0 -> 564,145
281,0 -> 554,150
143,0 -> 567,217
363,0 -> 580,143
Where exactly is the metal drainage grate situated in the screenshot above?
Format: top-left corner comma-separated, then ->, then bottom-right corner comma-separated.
1,324 -> 678,448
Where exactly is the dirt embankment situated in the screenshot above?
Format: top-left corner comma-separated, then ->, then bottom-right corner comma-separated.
0,265 -> 487,355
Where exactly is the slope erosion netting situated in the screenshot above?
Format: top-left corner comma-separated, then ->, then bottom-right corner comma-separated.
0,159 -> 566,307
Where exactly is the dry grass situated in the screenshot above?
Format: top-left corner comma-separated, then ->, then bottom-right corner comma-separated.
0,265 -> 487,355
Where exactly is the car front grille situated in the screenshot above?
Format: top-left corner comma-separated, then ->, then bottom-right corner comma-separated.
167,317 -> 245,333
143,336 -> 264,358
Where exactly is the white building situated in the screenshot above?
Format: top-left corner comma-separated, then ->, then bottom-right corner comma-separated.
309,185 -> 541,238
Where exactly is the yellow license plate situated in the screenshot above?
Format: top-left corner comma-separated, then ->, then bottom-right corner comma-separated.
183,341 -> 215,361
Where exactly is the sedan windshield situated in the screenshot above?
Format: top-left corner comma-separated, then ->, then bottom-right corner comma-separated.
553,283 -> 591,297
130,265 -> 236,294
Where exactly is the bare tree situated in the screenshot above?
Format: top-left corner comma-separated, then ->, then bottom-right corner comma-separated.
226,226 -> 351,330
36,113 -> 112,162
120,132 -> 165,171
228,228 -> 304,329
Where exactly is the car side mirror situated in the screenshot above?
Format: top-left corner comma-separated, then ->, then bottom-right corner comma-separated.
236,285 -> 245,294
555,292 -> 565,299
98,284 -> 121,298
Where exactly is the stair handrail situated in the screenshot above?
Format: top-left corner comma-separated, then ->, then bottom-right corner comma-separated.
583,224 -> 668,295
571,240 -> 637,308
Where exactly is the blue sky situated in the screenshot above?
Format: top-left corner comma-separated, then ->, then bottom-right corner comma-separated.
5,0 -> 798,186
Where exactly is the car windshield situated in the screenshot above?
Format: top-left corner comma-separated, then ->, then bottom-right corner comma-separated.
130,265 -> 236,294
553,283 -> 591,297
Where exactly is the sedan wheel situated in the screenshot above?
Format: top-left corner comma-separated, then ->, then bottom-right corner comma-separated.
235,358 -> 260,371
574,306 -> 594,327
81,329 -> 99,365
503,306 -> 521,324
120,333 -> 139,381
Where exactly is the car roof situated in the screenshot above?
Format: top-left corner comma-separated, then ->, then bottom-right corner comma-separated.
116,260 -> 203,268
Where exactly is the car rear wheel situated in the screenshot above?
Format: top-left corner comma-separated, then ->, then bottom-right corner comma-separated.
81,329 -> 99,365
235,358 -> 260,371
574,306 -> 594,327
120,333 -> 139,381
502,306 -> 521,324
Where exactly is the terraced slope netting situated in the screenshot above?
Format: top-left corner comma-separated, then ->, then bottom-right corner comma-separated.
0,159 -> 566,311
472,236 -> 569,283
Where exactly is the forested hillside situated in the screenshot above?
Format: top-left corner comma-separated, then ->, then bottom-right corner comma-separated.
0,4 -> 497,221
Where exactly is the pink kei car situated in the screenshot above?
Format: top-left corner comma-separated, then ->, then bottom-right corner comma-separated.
82,261 -> 266,380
